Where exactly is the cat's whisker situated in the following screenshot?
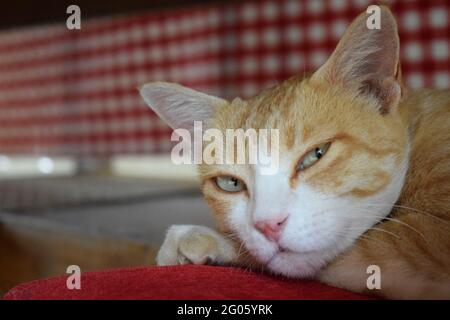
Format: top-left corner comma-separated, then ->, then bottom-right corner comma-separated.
365,227 -> 401,239
343,224 -> 401,239
357,234 -> 391,247
335,231 -> 389,248
382,217 -> 426,240
340,207 -> 427,241
333,202 -> 449,233
222,232 -> 255,259
236,242 -> 244,258
362,202 -> 450,227
392,205 -> 450,224
244,260 -> 255,274
350,232 -> 387,246
235,246 -> 248,260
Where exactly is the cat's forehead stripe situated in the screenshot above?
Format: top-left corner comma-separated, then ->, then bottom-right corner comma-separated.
213,76 -> 308,151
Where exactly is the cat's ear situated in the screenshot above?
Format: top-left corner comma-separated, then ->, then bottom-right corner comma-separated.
139,82 -> 228,131
311,6 -> 402,114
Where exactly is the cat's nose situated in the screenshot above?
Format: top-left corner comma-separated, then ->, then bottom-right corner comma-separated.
254,216 -> 288,242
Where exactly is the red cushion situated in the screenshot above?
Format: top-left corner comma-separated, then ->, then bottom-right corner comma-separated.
4,265 -> 373,300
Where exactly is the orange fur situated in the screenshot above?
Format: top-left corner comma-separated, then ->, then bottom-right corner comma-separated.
317,89 -> 450,299
198,8 -> 450,299
140,6 -> 450,299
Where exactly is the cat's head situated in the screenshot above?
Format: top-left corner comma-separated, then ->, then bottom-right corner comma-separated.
140,7 -> 409,277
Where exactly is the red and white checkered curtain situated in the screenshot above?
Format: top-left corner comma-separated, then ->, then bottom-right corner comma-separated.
0,0 -> 448,156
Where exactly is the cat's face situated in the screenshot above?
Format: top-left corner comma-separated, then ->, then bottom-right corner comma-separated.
140,7 -> 408,277
198,77 -> 409,277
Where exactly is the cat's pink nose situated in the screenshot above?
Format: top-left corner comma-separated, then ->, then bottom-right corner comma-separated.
255,216 -> 288,242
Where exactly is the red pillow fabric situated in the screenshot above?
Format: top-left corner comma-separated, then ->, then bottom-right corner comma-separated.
4,265 -> 374,300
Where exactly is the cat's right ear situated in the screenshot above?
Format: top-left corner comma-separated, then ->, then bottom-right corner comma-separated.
310,6 -> 402,114
139,82 -> 228,131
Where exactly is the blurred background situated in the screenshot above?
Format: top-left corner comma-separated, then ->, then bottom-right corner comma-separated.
0,0 -> 448,295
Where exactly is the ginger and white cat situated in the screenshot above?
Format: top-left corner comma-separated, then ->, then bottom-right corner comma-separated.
139,7 -> 450,299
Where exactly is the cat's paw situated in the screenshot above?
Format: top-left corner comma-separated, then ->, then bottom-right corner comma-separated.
156,225 -> 237,266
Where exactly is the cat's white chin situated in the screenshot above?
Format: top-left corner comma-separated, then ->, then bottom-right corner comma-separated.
243,228 -> 340,278
265,249 -> 332,278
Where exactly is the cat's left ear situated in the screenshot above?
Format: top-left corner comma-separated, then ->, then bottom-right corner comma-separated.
139,82 -> 228,131
310,6 -> 402,114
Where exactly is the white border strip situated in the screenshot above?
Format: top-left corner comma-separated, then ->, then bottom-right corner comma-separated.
111,155 -> 198,182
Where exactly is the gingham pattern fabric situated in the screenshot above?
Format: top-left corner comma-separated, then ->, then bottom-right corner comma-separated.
0,0 -> 448,156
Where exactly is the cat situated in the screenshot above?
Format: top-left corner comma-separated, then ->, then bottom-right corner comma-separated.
139,6 -> 450,299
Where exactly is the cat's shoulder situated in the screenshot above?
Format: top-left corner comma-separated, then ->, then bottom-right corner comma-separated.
399,88 -> 450,126
402,88 -> 450,110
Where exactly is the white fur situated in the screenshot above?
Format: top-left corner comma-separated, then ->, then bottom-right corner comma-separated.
226,147 -> 409,278
156,225 -> 237,266
156,143 -> 409,279
139,82 -> 227,132
150,8 -> 407,278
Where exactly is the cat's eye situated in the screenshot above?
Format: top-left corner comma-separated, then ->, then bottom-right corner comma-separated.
214,176 -> 246,193
297,142 -> 331,171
